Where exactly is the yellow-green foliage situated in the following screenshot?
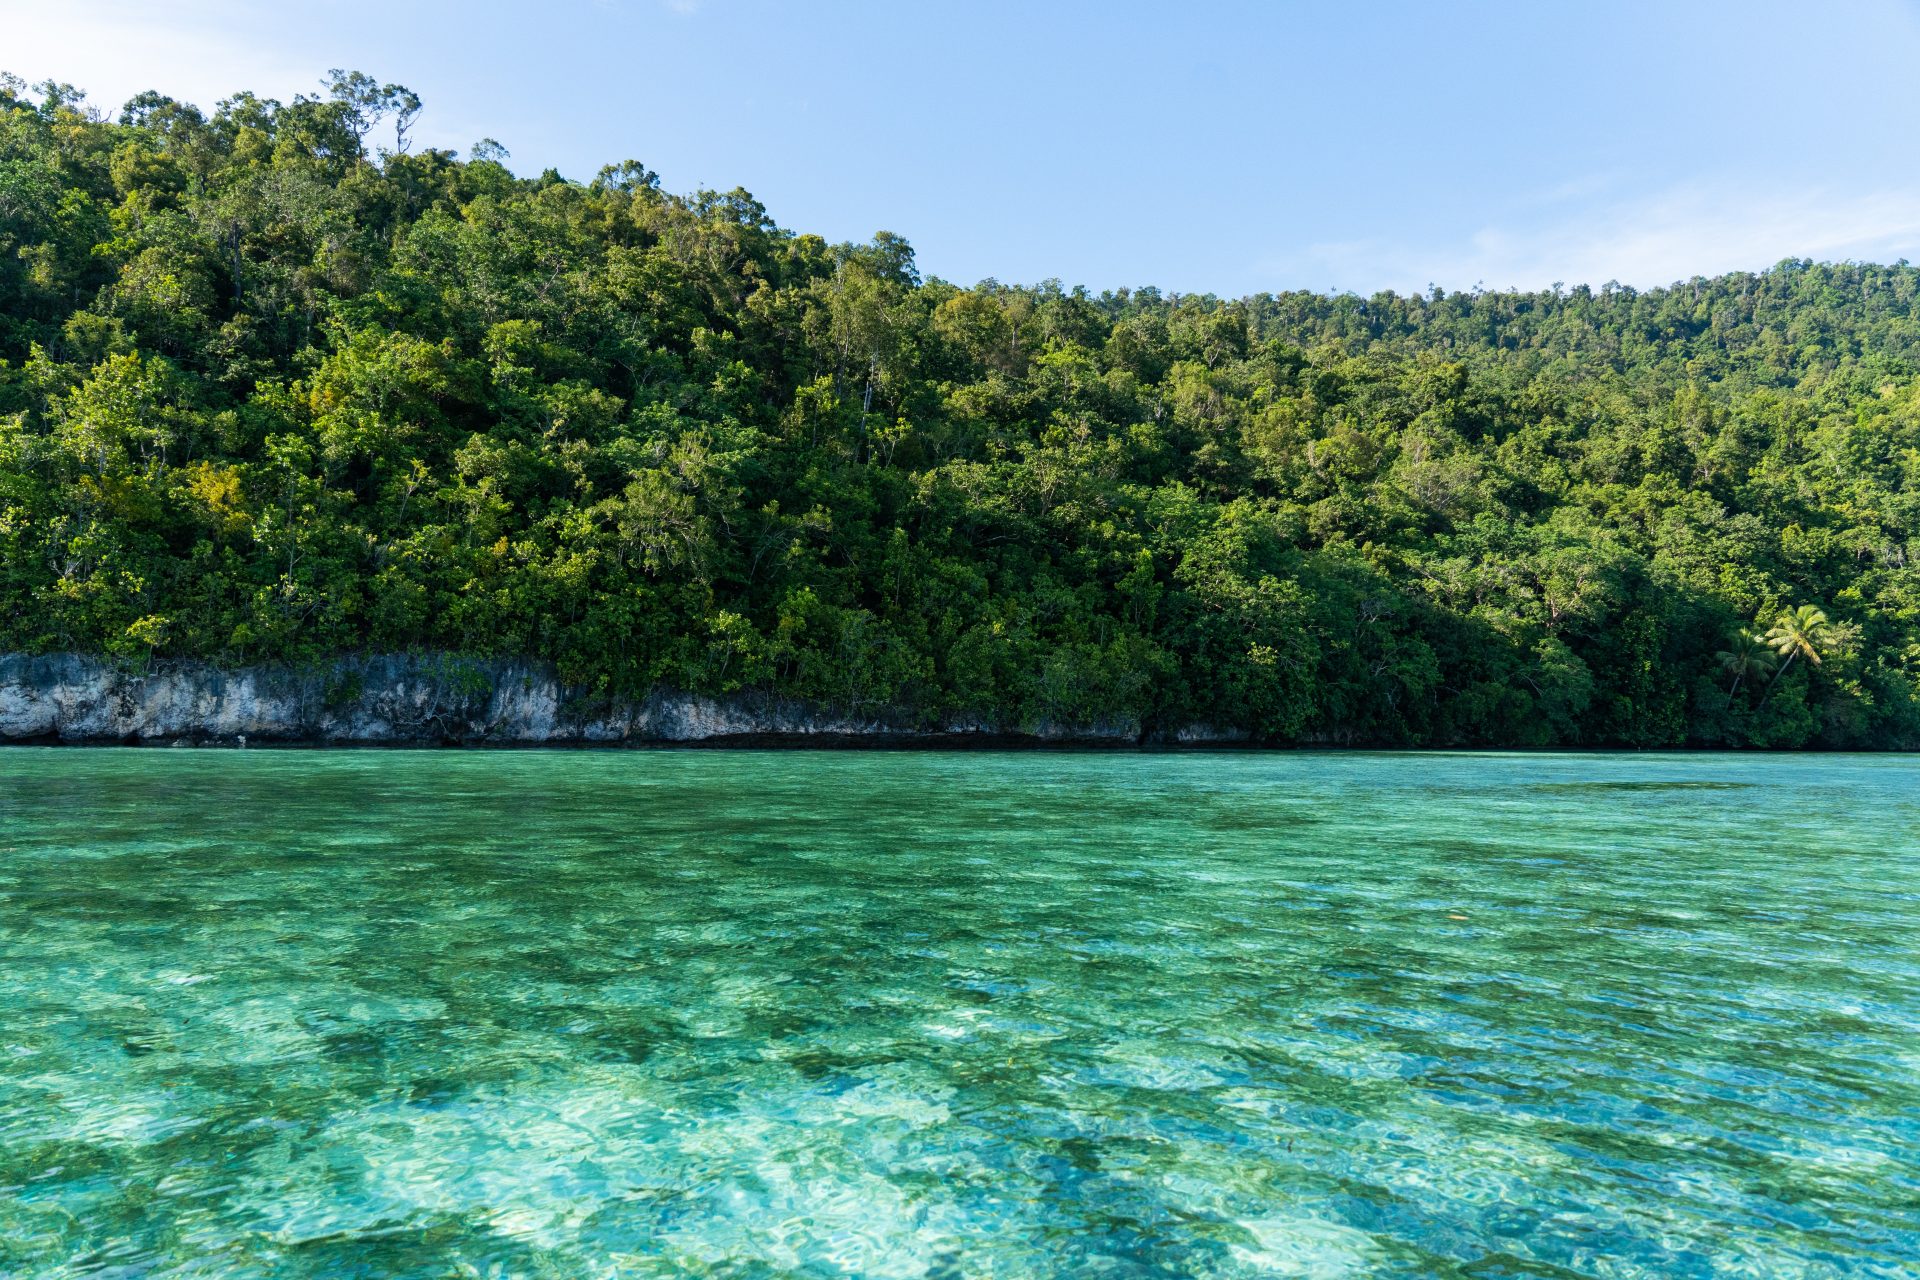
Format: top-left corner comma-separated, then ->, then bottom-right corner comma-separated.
1,74 -> 1916,746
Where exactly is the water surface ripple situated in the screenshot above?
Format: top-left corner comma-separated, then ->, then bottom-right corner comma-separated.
1,750 -> 1916,1277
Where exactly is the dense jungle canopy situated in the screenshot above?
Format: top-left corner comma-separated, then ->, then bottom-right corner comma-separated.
2,73 -> 1917,746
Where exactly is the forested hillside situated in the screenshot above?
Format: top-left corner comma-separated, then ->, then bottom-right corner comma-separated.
3,73 -> 1917,746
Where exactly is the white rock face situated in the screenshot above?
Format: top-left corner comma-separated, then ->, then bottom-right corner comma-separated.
0,653 -> 1163,745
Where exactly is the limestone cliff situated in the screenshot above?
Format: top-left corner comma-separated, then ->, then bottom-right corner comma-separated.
0,653 -> 1236,746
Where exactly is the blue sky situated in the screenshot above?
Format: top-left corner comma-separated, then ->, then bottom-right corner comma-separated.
8,0 -> 1920,295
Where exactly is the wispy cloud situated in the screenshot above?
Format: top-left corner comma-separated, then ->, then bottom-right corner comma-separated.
0,1 -> 487,155
1284,180 -> 1920,295
0,2 -> 316,116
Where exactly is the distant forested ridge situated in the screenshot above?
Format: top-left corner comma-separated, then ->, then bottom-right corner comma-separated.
3,73 -> 1917,747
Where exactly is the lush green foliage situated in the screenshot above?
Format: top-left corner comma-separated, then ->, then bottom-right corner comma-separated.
3,75 -> 1917,745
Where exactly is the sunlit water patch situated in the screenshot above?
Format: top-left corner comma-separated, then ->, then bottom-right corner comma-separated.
1,749 -> 1916,1277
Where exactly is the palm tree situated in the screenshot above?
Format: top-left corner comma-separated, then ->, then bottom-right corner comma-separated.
1716,628 -> 1776,709
1760,605 -> 1830,696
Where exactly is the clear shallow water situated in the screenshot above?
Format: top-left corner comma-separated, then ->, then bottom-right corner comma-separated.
1,751 -> 1916,1279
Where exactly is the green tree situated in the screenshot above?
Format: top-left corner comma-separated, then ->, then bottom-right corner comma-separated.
1716,627 -> 1776,708
1762,605 -> 1831,693
0,70 -> 1913,747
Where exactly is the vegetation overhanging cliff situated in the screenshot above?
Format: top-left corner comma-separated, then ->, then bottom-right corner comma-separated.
0,653 -> 1220,745
2,72 -> 1917,747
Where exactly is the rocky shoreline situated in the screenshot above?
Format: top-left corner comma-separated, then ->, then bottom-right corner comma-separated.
0,653 -> 1251,747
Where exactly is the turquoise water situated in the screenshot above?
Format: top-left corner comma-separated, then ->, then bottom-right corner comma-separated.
0,751 -> 1916,1278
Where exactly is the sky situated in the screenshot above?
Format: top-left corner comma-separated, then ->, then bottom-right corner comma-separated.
7,0 -> 1920,297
